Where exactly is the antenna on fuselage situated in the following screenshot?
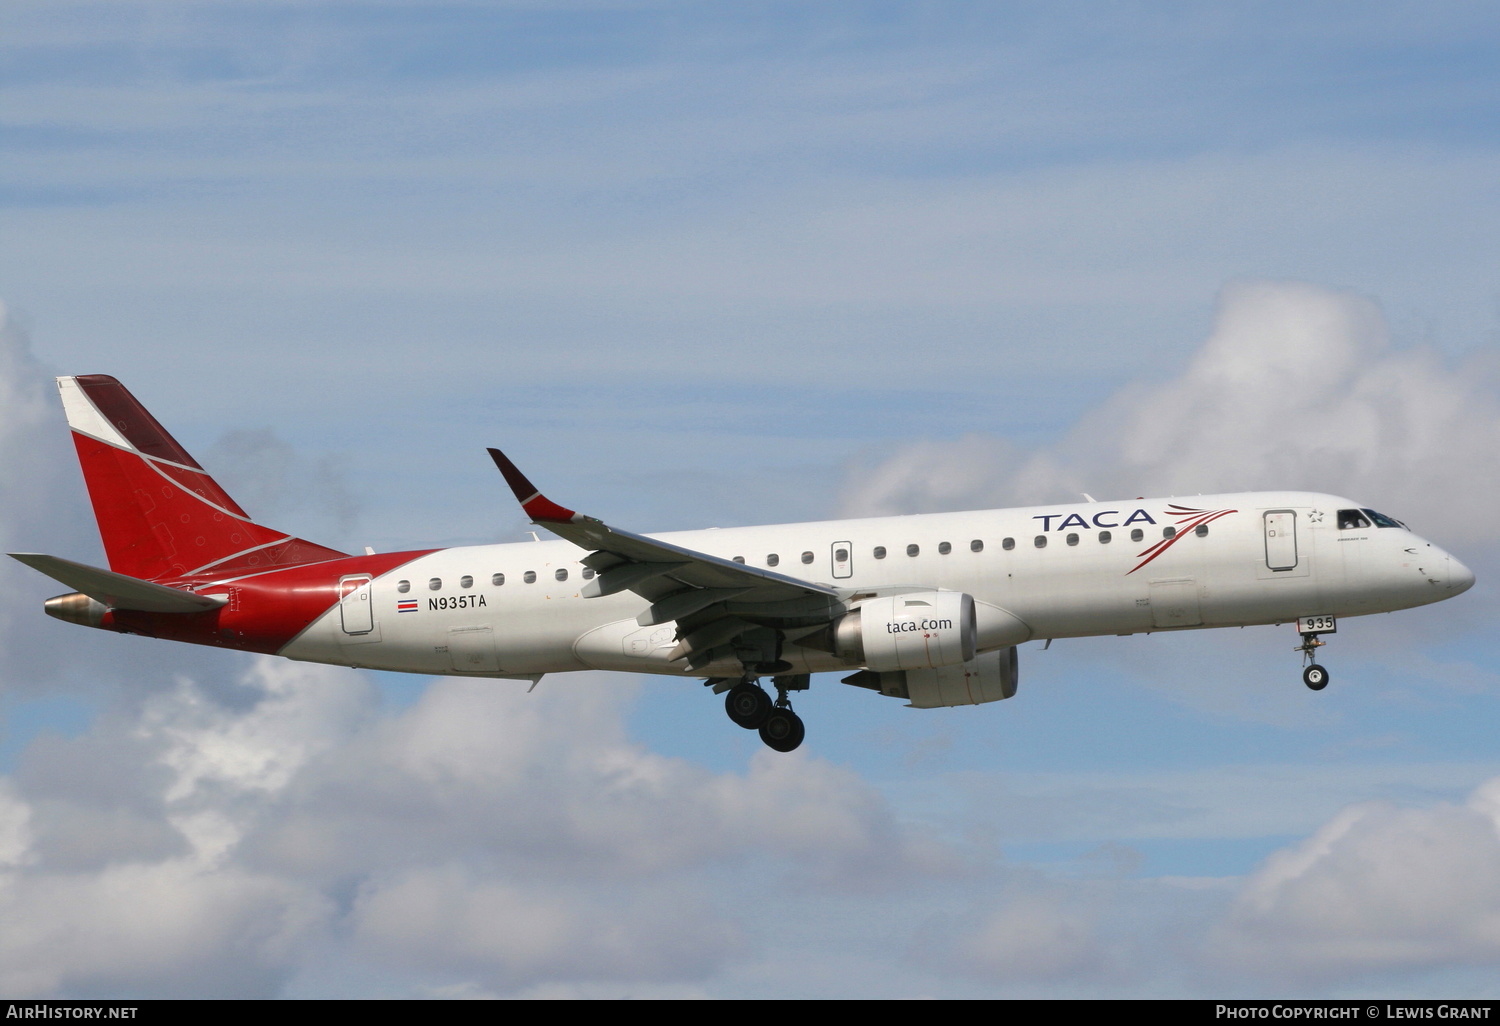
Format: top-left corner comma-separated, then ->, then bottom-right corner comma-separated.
1081,493 -> 1097,503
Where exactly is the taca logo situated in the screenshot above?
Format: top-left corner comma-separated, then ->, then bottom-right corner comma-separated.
1032,509 -> 1158,531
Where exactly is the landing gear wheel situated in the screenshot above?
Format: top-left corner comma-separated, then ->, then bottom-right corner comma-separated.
725,683 -> 773,729
759,708 -> 805,752
1303,664 -> 1329,691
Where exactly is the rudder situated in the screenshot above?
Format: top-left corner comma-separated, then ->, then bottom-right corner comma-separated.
60,375 -> 349,580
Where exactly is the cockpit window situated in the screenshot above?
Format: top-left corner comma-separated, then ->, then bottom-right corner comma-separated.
1337,509 -> 1371,530
1362,508 -> 1404,529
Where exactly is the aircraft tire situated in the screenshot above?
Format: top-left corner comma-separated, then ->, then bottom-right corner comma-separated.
759,709 -> 805,753
726,683 -> 773,729
1303,664 -> 1329,691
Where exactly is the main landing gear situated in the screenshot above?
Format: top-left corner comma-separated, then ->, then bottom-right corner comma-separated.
717,675 -> 808,752
1297,632 -> 1330,691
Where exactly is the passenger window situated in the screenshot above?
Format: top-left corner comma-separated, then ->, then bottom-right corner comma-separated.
1195,525 -> 1208,537
732,556 -> 745,564
1034,536 -> 1047,548
970,539 -> 983,552
873,546 -> 887,559
1130,528 -> 1144,542
835,548 -> 849,562
555,568 -> 568,582
938,541 -> 951,555
766,554 -> 779,567
428,578 -> 442,591
582,568 -> 595,579
397,580 -> 411,593
1002,537 -> 1015,551
1163,527 -> 1176,538
1066,533 -> 1079,546
1098,531 -> 1111,543
492,573 -> 505,586
524,571 -> 537,584
1338,509 -> 1371,530
801,551 -> 814,564
906,544 -> 919,557
460,575 -> 473,589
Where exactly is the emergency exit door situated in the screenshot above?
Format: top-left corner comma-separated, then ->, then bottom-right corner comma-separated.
831,541 -> 853,579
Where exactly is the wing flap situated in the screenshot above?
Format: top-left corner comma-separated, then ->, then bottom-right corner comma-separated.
580,560 -> 690,598
638,587 -> 754,627
9,553 -> 228,613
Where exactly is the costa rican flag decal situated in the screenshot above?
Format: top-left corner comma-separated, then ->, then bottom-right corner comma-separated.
397,600 -> 419,613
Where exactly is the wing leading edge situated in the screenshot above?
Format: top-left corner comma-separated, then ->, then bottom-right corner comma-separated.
487,448 -> 844,673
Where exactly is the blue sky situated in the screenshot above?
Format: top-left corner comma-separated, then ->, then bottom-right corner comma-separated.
2,1 -> 1500,998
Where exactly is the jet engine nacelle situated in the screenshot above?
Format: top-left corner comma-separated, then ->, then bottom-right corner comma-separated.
834,591 -> 977,671
843,646 -> 1019,708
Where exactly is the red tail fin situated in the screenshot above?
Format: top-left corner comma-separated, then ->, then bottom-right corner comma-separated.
60,375 -> 349,580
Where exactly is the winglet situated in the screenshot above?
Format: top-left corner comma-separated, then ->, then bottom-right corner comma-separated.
487,448 -> 579,523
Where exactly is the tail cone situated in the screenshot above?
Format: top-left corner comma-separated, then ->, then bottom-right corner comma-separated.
44,592 -> 107,628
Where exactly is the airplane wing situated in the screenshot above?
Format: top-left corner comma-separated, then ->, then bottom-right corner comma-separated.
488,448 -> 844,673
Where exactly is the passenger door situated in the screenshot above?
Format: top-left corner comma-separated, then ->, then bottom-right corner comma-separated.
1263,510 -> 1298,572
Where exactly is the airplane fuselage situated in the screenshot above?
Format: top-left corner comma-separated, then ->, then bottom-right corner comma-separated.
99,491 -> 1467,680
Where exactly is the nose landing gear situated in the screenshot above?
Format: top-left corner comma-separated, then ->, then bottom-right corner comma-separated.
1296,622 -> 1332,691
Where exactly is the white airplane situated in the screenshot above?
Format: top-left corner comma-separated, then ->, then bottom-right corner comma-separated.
11,375 -> 1475,752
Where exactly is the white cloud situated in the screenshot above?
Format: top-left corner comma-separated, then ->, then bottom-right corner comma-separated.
0,659 -> 366,996
245,675 -> 961,886
140,659 -> 374,864
0,657 -> 962,996
1208,776 -> 1500,981
351,864 -> 743,991
0,859 -> 331,998
0,780 -> 34,871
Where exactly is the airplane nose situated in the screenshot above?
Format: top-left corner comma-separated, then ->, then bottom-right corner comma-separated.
1448,555 -> 1476,595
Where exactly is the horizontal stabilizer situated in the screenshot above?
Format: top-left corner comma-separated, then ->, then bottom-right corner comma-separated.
8,553 -> 228,613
